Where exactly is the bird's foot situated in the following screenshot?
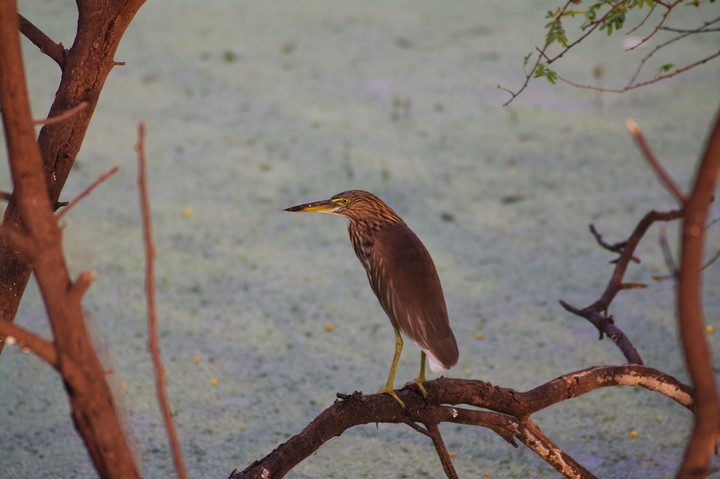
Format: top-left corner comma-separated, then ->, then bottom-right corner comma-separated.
403,378 -> 428,399
377,387 -> 406,410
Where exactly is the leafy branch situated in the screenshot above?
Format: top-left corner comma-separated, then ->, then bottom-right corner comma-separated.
500,0 -> 719,105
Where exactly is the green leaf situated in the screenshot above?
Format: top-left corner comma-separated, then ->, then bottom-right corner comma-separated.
657,63 -> 675,75
534,63 -> 558,84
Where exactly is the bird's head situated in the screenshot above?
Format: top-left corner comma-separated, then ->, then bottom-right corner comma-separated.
284,190 -> 403,224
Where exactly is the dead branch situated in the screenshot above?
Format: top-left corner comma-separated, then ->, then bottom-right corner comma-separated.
677,111 -> 720,478
0,319 -> 93,394
625,119 -> 686,205
0,0 -> 145,355
56,166 -> 119,218
425,421 -> 458,479
230,365 -> 692,479
68,270 -> 97,303
656,224 -> 679,280
137,122 -> 189,479
588,223 -> 638,262
560,209 -> 683,363
0,319 -> 57,367
17,13 -> 66,67
33,101 -> 88,126
0,2 -> 141,476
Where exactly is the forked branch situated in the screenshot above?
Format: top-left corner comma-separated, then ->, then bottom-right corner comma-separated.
560,208 -> 683,363
231,365 -> 692,479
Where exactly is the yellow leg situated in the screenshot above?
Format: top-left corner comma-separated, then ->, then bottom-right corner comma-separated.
417,351 -> 428,398
378,327 -> 406,409
403,351 -> 428,399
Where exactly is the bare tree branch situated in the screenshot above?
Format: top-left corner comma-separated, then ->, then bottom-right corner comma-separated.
555,50 -> 720,94
656,224 -> 680,280
0,0 -> 146,356
231,365 -> 693,479
677,111 -> 720,478
56,166 -> 118,219
137,122 -> 189,479
560,209 -> 683,363
0,2 -> 141,476
33,101 -> 88,126
0,320 -> 57,367
17,13 -> 65,68
425,421 -> 458,479
625,118 -> 686,205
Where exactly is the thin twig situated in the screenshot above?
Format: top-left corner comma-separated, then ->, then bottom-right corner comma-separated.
589,224 -> 639,263
556,50 -> 720,93
137,122 -> 188,479
401,419 -> 432,437
660,15 -> 720,34
624,1 -> 658,39
56,166 -> 119,218
626,119 -> 686,205
624,0 -> 680,51
658,224 -> 679,280
703,249 -> 720,271
501,1 -> 720,106
34,101 -> 88,126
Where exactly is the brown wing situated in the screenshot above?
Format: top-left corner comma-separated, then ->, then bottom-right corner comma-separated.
366,222 -> 459,370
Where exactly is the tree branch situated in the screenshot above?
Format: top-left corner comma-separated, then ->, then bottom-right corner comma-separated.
33,101 -> 88,126
425,421 -> 458,479
0,2 -> 141,476
677,111 -> 720,478
230,365 -> 693,479
625,119 -> 686,205
137,122 -> 189,479
0,319 -> 57,367
560,209 -> 683,363
56,166 -> 118,219
17,13 -> 66,68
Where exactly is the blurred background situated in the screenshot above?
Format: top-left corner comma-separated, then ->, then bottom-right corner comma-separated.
2,0 -> 719,477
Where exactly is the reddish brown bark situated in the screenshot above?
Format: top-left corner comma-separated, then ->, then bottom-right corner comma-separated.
0,0 -> 146,343
677,112 -> 720,478
0,1 -> 145,477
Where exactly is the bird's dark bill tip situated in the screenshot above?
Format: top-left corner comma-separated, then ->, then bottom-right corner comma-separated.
284,204 -> 306,212
283,200 -> 336,213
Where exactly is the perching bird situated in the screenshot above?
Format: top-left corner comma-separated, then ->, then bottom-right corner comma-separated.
284,190 -> 458,409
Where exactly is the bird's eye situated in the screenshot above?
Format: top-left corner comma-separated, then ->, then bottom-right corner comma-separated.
333,198 -> 350,207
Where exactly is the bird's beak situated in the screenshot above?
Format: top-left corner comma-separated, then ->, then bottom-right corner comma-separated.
284,199 -> 338,214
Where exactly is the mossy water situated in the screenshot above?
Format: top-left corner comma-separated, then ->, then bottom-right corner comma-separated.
2,1 -> 719,477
